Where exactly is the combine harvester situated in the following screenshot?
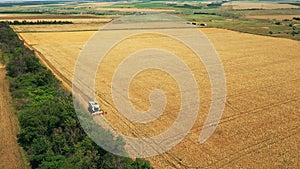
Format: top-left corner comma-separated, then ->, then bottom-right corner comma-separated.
88,101 -> 107,116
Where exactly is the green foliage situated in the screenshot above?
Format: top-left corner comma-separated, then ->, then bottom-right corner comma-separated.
293,17 -> 300,21
274,21 -> 281,25
0,22 -> 24,54
0,22 -> 153,169
6,47 -> 42,77
291,30 -> 299,36
134,2 -> 167,9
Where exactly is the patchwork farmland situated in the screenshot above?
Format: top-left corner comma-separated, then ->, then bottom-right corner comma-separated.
1,0 -> 299,168
14,22 -> 300,168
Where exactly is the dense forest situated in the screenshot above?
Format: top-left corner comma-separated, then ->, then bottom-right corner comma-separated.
0,21 -> 152,169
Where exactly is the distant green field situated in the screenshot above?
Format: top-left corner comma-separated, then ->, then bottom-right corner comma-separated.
134,2 -> 168,9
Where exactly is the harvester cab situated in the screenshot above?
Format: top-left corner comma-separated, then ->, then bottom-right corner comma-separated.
88,101 -> 100,113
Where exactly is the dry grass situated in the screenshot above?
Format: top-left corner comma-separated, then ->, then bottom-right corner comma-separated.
16,24 -> 300,168
222,2 -> 299,10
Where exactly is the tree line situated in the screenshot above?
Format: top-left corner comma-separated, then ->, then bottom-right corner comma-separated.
8,20 -> 73,25
0,21 -> 152,169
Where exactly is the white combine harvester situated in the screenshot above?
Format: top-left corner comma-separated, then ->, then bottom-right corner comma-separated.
88,101 -> 107,116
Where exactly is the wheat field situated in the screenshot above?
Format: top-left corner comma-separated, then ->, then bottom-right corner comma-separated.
16,24 -> 300,168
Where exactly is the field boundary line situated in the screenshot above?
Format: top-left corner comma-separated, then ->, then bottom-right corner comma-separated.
18,34 -> 73,91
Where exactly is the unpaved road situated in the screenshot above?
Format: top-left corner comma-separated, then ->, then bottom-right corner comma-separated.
0,63 -> 24,169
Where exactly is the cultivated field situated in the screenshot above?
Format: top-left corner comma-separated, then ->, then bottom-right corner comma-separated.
0,14 -> 112,20
0,14 -> 111,32
15,22 -> 300,168
222,2 -> 299,10
247,15 -> 300,20
95,7 -> 175,12
11,23 -> 104,32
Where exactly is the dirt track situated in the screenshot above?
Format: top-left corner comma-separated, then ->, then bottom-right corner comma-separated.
17,27 -> 300,168
0,63 -> 24,169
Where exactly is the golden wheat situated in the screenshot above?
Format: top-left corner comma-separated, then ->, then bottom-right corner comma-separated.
16,25 -> 300,168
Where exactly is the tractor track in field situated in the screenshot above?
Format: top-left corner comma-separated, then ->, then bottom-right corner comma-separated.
212,125 -> 299,168
191,95 -> 300,135
225,78 -> 300,98
221,97 -> 300,125
176,117 -> 300,168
